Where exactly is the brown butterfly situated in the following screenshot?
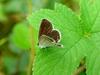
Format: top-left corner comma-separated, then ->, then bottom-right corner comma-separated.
38,19 -> 63,48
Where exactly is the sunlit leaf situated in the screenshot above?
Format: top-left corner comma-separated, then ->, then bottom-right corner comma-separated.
28,1 -> 100,75
28,3 -> 84,75
80,0 -> 100,75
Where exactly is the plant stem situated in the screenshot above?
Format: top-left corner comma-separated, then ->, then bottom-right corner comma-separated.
27,0 -> 35,75
73,65 -> 86,75
27,27 -> 35,75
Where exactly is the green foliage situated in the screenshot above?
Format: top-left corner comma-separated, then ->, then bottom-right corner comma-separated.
87,49 -> 100,75
2,51 -> 29,75
0,0 -> 76,75
79,72 -> 86,75
28,3 -> 82,75
19,51 -> 29,71
2,56 -> 17,75
0,3 -> 7,21
10,22 -> 31,49
80,0 -> 100,75
27,0 -> 100,75
80,0 -> 100,32
1,0 -> 100,75
5,0 -> 28,13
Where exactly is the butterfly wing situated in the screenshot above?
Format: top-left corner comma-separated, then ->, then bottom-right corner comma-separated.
39,35 -> 55,48
48,30 -> 60,43
38,19 -> 62,48
39,19 -> 53,39
39,34 -> 62,48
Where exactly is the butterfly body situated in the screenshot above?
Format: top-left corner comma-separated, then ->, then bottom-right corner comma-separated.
38,19 -> 63,48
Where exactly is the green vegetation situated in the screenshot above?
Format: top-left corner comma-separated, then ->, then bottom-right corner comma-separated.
0,0 -> 100,75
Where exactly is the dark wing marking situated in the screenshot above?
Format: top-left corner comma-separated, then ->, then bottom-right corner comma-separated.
39,19 -> 53,39
48,30 -> 60,43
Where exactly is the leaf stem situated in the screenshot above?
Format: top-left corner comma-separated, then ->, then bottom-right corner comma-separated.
73,65 -> 86,75
27,0 -> 35,75
27,27 -> 35,75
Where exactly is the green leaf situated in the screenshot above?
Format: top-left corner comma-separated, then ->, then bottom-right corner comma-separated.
55,3 -> 82,35
80,0 -> 100,75
28,3 -> 84,75
2,56 -> 17,75
28,1 -> 100,75
19,51 -> 29,71
9,43 -> 23,54
86,32 -> 100,75
5,0 -> 28,13
0,38 -> 7,46
0,3 -> 7,21
80,0 -> 100,33
10,22 -> 31,49
87,48 -> 100,75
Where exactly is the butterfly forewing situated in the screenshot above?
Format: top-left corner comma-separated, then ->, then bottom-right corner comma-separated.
39,19 -> 53,39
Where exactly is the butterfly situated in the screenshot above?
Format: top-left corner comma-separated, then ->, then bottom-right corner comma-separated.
38,19 -> 63,48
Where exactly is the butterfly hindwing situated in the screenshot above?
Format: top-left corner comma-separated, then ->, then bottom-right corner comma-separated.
48,30 -> 60,43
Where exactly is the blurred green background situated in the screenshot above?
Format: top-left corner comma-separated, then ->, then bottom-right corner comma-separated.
0,0 -> 79,75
